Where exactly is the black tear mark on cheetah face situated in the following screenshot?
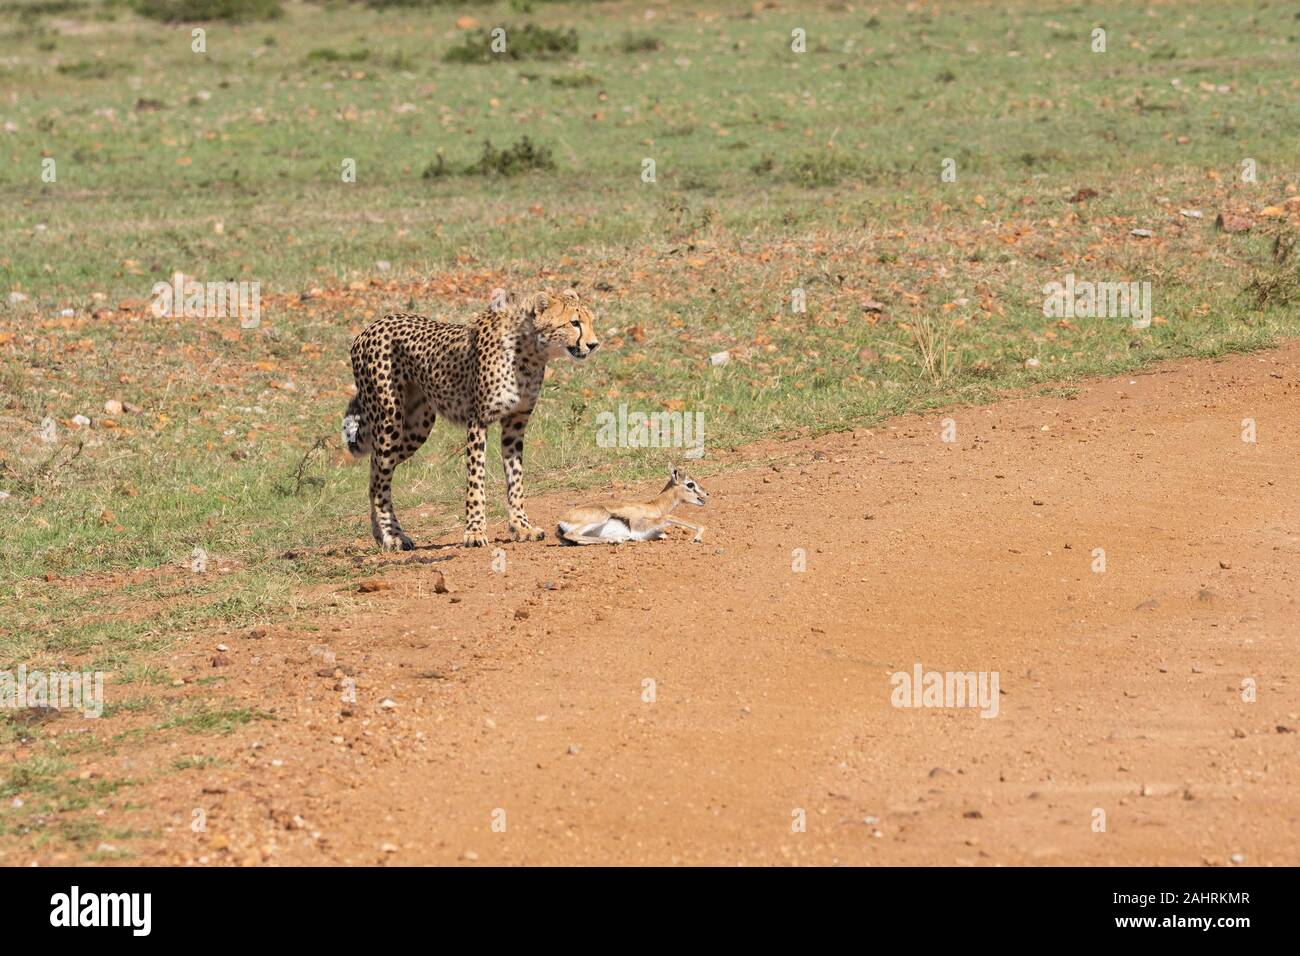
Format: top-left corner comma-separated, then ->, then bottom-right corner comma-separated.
528,289 -> 600,361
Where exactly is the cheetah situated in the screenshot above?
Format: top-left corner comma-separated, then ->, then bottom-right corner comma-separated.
556,467 -> 709,545
344,289 -> 599,550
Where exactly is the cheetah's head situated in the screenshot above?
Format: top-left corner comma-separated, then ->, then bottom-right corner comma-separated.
524,289 -> 600,361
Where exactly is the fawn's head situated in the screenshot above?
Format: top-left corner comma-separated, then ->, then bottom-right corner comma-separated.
666,466 -> 708,506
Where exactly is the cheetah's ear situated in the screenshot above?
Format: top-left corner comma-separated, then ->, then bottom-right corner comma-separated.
488,288 -> 511,313
520,292 -> 550,317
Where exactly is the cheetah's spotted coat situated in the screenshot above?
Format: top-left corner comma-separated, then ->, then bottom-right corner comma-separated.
344,289 -> 599,549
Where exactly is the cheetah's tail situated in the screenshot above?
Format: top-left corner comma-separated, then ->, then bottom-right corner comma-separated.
342,393 -> 370,457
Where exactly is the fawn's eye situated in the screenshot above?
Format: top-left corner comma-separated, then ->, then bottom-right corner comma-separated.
687,482 -> 696,490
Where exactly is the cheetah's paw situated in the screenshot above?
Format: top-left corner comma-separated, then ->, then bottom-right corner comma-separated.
380,530 -> 415,552
462,530 -> 490,548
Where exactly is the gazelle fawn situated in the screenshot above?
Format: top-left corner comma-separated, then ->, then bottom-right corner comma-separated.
556,467 -> 709,545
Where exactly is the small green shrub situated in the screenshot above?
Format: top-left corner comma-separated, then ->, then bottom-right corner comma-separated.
132,0 -> 283,23
421,154 -> 451,180
754,151 -> 873,188
304,47 -> 372,64
56,58 -> 120,79
550,71 -> 598,88
444,23 -> 578,63
619,32 -> 662,53
464,137 -> 555,176
424,138 -> 557,179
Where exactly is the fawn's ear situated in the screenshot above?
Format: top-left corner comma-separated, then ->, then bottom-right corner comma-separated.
670,465 -> 680,483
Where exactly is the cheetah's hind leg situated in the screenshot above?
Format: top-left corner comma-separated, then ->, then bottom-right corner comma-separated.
365,389 -> 416,552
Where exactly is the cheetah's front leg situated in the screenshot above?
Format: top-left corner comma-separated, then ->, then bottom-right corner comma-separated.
463,424 -> 490,547
501,410 -> 544,542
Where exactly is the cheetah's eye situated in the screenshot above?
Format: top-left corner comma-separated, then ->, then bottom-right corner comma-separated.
570,320 -> 582,328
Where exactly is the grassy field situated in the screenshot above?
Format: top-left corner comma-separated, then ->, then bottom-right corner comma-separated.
0,0 -> 1298,856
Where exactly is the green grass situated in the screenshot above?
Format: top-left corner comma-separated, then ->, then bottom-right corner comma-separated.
1,0 -> 1295,580
161,701 -> 273,734
0,0 -> 1298,857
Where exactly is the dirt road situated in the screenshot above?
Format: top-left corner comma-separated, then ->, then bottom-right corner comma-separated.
105,345 -> 1300,865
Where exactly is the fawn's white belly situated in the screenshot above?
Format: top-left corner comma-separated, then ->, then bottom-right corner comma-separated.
558,518 -> 664,542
